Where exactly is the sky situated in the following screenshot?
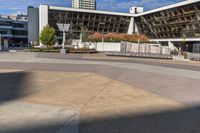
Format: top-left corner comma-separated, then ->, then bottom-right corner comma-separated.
0,0 -> 182,15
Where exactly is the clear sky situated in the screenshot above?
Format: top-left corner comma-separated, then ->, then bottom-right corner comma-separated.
0,0 -> 182,15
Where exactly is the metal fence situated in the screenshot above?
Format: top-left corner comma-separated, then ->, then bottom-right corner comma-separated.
107,42 -> 172,59
188,53 -> 200,61
120,42 -> 171,55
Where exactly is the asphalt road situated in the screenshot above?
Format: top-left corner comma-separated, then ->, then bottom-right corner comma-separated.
36,53 -> 200,72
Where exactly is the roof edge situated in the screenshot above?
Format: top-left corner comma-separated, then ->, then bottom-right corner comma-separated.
48,5 -> 134,17
135,0 -> 200,16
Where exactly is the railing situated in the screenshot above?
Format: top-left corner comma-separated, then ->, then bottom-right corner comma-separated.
0,26 -> 12,29
188,53 -> 200,61
120,42 -> 171,55
107,42 -> 173,59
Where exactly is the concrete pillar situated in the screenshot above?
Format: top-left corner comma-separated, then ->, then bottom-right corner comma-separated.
127,17 -> 134,35
168,41 -> 178,51
28,6 -> 39,45
127,17 -> 139,35
39,5 -> 49,46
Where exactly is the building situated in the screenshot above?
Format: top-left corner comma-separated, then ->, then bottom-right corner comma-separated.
28,0 -> 200,53
72,0 -> 96,10
28,5 -> 133,44
0,14 -> 28,48
134,0 -> 200,53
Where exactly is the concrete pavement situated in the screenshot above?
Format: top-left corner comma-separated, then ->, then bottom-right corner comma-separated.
0,101 -> 79,133
0,52 -> 199,133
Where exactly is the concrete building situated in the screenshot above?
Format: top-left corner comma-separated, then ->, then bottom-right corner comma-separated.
28,0 -> 200,53
28,5 -> 133,44
72,0 -> 96,10
134,0 -> 200,53
0,14 -> 28,48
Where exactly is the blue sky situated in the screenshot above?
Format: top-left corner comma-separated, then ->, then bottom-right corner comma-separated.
0,0 -> 182,15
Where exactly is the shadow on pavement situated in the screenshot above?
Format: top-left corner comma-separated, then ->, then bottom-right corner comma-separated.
0,72 -> 200,133
80,106 -> 200,133
0,105 -> 199,133
0,72 -> 31,103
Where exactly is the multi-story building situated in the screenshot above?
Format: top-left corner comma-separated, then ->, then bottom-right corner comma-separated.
28,0 -> 200,53
28,5 -> 132,44
0,14 -> 28,48
72,0 -> 96,10
134,0 -> 200,52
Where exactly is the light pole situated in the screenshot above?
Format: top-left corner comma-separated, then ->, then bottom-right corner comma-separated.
62,27 -> 66,49
57,23 -> 70,54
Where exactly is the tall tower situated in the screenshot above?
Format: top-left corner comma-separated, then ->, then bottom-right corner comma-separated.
72,0 -> 96,10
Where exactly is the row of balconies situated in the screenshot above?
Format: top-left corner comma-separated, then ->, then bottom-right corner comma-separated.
0,26 -> 27,30
0,34 -> 28,38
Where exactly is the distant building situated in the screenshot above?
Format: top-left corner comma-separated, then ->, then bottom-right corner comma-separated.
72,0 -> 96,10
0,14 -> 28,48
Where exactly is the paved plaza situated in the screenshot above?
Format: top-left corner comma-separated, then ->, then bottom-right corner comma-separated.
0,52 -> 199,133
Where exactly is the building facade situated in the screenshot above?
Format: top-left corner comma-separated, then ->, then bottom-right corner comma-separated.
72,0 -> 96,10
28,0 -> 200,53
134,0 -> 200,52
0,14 -> 28,48
28,5 -> 134,44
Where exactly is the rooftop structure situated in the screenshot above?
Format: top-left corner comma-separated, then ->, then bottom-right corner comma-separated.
72,0 -> 96,10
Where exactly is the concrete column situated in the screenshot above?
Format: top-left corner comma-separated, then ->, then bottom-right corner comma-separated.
127,17 -> 134,35
39,5 -> 49,46
128,17 -> 139,35
28,7 -> 39,45
168,41 -> 178,51
39,5 -> 49,35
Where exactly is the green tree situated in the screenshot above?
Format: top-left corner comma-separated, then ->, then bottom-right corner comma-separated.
39,25 -> 56,47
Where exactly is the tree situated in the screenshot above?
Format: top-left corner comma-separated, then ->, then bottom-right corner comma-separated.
39,25 -> 56,47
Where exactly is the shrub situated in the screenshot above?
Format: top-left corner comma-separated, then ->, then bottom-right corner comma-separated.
33,41 -> 38,46
88,32 -> 104,42
87,32 -> 150,43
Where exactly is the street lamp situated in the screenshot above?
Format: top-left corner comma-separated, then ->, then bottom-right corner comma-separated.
57,23 -> 70,54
